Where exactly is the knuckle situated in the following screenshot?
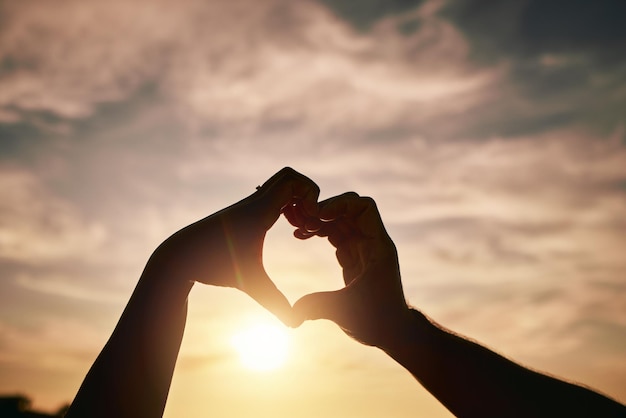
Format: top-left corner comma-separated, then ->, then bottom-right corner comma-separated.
309,182 -> 320,195
360,196 -> 377,208
343,191 -> 360,199
360,196 -> 374,204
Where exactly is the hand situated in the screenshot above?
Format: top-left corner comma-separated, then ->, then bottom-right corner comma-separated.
151,167 -> 320,326
288,192 -> 411,347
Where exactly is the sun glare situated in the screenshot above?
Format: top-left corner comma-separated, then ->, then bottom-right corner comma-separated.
231,323 -> 290,371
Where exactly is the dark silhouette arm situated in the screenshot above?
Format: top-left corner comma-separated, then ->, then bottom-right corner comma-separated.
66,167 -> 320,418
64,261 -> 193,418
383,309 -> 626,417
291,192 -> 626,418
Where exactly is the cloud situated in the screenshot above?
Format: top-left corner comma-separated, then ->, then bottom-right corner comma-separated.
0,317 -> 106,371
439,0 -> 626,137
0,166 -> 106,264
14,274 -> 124,304
1,0 -> 623,144
0,0 -> 203,120
442,0 -> 626,61
0,0 -> 499,140
315,0 -> 426,31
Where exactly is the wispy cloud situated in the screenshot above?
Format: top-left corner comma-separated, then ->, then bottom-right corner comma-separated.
0,166 -> 106,264
0,317 -> 106,371
15,274 -> 124,304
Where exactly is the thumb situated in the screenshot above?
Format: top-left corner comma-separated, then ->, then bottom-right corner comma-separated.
243,271 -> 295,328
292,288 -> 348,327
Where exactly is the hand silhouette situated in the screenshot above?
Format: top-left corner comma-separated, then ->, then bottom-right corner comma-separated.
151,167 -> 319,326
68,176 -> 626,418
287,192 -> 411,347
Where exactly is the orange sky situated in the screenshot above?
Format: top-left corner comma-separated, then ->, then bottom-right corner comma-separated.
1,0 -> 625,416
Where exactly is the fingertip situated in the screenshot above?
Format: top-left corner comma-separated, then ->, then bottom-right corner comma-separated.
282,203 -> 301,227
281,312 -> 300,329
304,222 -> 320,234
290,315 -> 305,328
317,204 -> 334,222
294,228 -> 314,239
302,197 -> 319,219
292,297 -> 312,324
245,275 -> 294,328
272,302 -> 296,328
292,292 -> 330,322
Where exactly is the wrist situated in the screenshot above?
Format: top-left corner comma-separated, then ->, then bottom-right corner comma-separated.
140,250 -> 195,295
149,215 -> 224,285
376,308 -> 433,353
143,233 -> 200,290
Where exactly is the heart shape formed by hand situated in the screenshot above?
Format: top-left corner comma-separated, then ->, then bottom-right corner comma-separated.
262,217 -> 343,312
208,167 -> 404,346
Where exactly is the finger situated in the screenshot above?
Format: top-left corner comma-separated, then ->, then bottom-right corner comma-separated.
288,200 -> 322,232
304,217 -> 322,233
326,220 -> 354,247
319,194 -> 386,238
294,228 -> 316,240
292,288 -> 349,326
307,218 -> 354,251
317,192 -> 361,221
243,271 -> 295,327
257,167 -> 320,218
336,245 -> 358,271
342,263 -> 362,286
282,203 -> 304,228
304,217 -> 348,241
293,217 -> 346,241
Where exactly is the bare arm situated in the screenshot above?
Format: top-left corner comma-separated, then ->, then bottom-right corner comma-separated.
64,260 -> 193,418
66,167 -> 320,418
383,309 -> 626,417
290,192 -> 626,418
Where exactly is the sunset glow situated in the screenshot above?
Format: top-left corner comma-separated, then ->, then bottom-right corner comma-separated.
231,323 -> 290,371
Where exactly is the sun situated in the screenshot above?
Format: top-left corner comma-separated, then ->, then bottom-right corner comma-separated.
231,323 -> 290,371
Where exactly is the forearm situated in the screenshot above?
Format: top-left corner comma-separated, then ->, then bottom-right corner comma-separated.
381,309 -> 625,418
66,256 -> 194,418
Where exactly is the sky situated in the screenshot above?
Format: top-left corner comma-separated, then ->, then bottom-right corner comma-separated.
1,0 -> 625,416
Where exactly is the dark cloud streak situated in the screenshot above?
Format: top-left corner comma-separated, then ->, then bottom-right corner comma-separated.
443,0 -> 626,61
316,0 -> 425,31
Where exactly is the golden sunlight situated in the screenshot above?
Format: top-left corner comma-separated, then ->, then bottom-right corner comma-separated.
231,323 -> 290,371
